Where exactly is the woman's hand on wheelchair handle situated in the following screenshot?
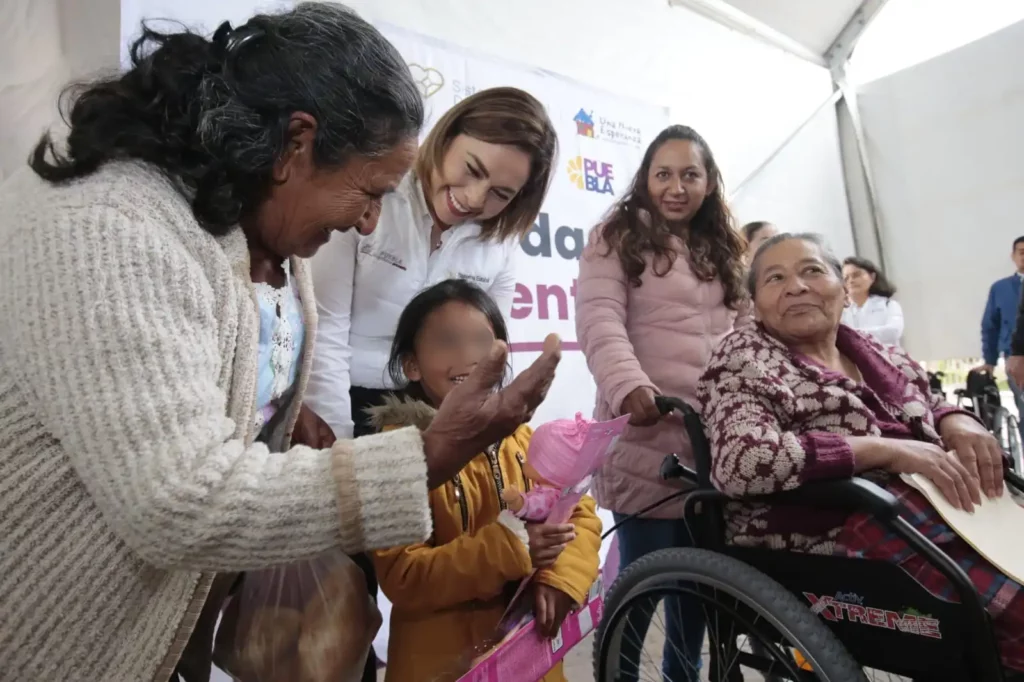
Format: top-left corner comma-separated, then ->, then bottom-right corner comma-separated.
621,386 -> 661,426
940,413 -> 1004,499
887,439 -> 982,512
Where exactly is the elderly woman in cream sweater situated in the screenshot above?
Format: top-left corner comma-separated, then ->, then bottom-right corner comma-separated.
0,5 -> 559,682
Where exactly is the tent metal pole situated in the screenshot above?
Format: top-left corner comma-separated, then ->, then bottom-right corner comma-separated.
825,0 -> 892,66
666,0 -> 826,67
833,73 -> 888,271
729,87 -> 843,201
825,0 -> 893,268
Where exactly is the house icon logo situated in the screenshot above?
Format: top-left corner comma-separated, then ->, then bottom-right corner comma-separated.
574,109 -> 595,138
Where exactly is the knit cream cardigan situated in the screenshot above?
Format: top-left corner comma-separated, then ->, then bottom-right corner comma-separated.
0,162 -> 432,681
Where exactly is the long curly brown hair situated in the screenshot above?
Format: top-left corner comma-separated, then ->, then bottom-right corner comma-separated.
598,125 -> 747,309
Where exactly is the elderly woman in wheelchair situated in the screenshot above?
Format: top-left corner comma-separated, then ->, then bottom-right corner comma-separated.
595,233 -> 1024,682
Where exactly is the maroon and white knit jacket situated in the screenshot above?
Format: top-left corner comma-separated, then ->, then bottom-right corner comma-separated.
696,324 -> 962,554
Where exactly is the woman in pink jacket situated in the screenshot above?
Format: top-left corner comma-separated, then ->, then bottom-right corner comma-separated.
575,124 -> 750,681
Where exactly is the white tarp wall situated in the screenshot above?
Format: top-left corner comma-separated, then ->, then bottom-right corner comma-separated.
0,0 -> 121,183
856,18 -> 1024,361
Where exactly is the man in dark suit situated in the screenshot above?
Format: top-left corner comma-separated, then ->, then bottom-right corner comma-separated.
983,237 -> 1024,444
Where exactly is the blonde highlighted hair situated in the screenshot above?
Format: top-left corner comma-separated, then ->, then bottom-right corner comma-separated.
415,87 -> 557,242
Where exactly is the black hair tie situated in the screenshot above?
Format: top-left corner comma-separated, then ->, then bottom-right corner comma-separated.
211,20 -> 262,63
212,21 -> 233,50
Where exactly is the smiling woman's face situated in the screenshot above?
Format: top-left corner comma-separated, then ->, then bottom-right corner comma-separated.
428,134 -> 531,227
646,139 -> 711,225
752,237 -> 846,345
251,116 -> 418,259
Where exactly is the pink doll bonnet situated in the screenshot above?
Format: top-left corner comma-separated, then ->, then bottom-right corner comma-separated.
526,412 -> 594,488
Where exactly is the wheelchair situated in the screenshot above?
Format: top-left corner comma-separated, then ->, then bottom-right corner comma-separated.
955,370 -> 1022,473
593,396 -> 1024,682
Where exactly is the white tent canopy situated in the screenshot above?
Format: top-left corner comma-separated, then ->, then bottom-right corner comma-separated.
3,0 -> 1024,360
667,0 -> 877,66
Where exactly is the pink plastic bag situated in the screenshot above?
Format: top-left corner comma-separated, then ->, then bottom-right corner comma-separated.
226,552 -> 381,682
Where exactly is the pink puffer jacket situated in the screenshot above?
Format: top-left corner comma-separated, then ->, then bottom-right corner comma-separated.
575,226 -> 751,518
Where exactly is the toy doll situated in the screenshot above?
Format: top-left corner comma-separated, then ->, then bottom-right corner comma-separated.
501,412 -> 594,522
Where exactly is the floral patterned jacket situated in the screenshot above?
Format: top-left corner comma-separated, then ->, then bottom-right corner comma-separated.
696,324 -> 962,554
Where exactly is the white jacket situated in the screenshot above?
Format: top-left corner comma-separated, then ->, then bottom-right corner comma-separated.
305,172 -> 518,438
842,294 -> 904,346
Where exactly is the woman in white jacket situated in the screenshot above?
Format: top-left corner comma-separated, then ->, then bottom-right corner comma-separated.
842,255 -> 904,346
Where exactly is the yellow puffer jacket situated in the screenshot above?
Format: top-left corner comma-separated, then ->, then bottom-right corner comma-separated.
369,397 -> 603,682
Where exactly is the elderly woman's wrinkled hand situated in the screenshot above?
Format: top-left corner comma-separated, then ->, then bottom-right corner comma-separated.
940,413 -> 1004,499
887,439 -> 982,512
421,334 -> 561,489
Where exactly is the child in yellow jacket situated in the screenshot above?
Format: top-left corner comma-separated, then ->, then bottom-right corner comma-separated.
369,280 -> 602,682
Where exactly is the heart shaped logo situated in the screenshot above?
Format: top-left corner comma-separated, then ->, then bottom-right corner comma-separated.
408,63 -> 445,99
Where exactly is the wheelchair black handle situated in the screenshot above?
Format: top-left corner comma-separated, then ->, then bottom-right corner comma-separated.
654,395 -> 697,417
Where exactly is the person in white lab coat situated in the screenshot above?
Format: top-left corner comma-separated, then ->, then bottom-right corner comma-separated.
295,85 -> 558,682
842,256 -> 904,346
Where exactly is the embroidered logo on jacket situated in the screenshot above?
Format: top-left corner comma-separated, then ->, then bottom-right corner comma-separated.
360,242 -> 406,270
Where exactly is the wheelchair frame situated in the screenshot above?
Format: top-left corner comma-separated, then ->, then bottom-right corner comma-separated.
600,395 -> 1024,681
953,376 -> 1023,473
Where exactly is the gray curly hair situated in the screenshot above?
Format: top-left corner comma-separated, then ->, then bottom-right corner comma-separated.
746,232 -> 843,295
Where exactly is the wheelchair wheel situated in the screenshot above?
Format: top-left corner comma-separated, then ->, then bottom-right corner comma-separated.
992,407 -> 1023,473
594,547 -> 865,681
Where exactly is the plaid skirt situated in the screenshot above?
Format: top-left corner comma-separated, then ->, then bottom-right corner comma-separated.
838,479 -> 1024,671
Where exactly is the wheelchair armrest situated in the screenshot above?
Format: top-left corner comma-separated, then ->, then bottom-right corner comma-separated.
749,477 -> 900,521
660,451 -> 896,520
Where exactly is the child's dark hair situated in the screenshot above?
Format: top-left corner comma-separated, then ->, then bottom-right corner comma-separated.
387,279 -> 511,401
